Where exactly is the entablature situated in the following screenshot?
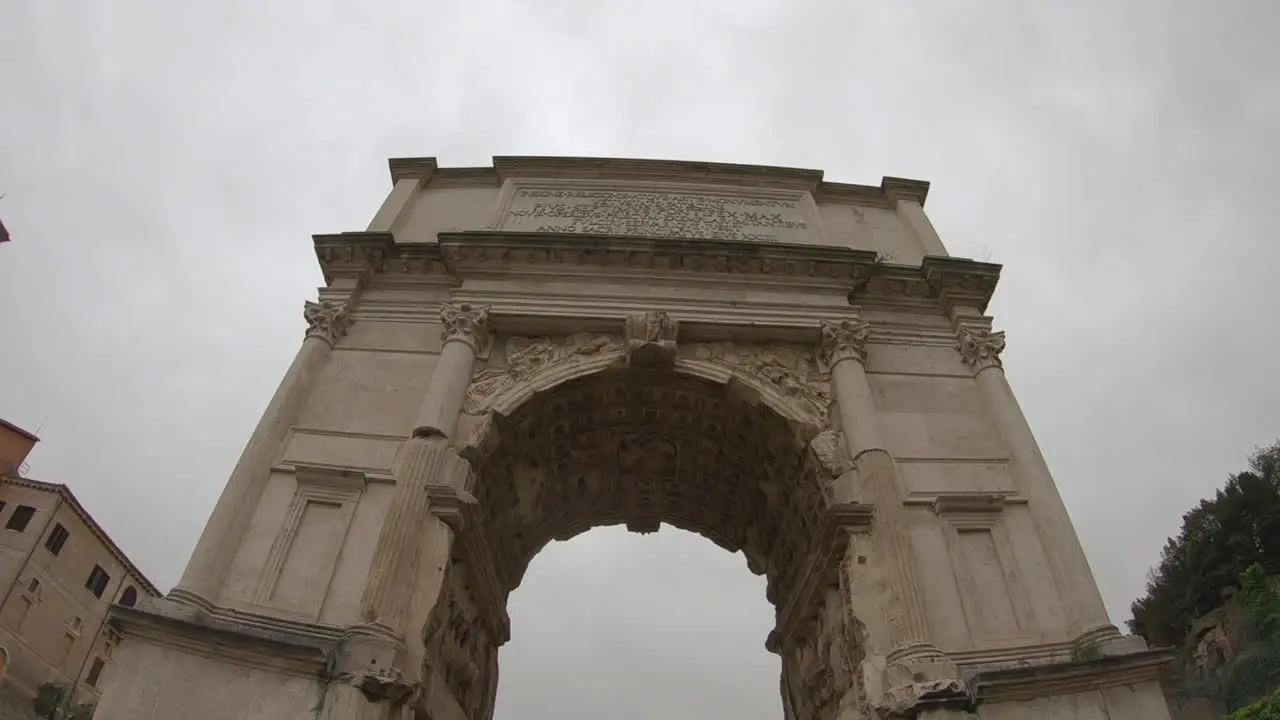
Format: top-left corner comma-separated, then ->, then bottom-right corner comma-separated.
312,231 -> 1003,325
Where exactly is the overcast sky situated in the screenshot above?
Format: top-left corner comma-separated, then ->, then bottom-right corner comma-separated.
2,2 -> 1278,718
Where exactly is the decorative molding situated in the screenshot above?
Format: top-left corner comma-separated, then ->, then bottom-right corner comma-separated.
439,302 -> 492,355
818,316 -> 871,369
252,467 -> 366,619
303,300 -> 352,346
934,496 -> 1034,648
424,484 -> 511,645
956,326 -> 1007,373
921,256 -> 1003,315
624,311 -> 679,367
932,493 -> 1010,518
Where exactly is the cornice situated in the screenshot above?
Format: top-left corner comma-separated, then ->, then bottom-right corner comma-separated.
968,649 -> 1175,705
384,155 -> 932,207
311,231 -> 1002,321
109,602 -> 333,679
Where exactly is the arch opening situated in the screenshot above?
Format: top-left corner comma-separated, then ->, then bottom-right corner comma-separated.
493,525 -> 781,720
422,367 -> 865,720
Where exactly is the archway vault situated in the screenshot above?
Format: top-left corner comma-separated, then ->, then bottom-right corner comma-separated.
420,346 -> 874,720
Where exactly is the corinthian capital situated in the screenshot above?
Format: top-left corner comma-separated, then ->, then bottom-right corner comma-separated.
956,326 -> 1006,372
819,317 -> 871,369
440,303 -> 491,354
303,301 -> 352,346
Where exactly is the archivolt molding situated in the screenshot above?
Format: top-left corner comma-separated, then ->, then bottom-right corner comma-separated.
458,333 -> 835,461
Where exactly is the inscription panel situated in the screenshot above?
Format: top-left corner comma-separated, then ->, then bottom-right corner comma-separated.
496,180 -> 820,244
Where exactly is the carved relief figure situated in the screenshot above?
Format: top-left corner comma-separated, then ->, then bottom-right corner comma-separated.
689,341 -> 831,418
464,332 -> 624,412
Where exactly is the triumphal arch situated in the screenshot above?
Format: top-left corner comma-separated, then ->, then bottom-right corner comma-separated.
96,157 -> 1173,718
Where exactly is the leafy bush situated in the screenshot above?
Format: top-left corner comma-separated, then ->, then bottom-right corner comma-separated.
1228,688 -> 1280,719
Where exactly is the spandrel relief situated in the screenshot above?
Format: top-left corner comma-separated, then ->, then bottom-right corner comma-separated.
464,332 -> 625,413
686,341 -> 831,420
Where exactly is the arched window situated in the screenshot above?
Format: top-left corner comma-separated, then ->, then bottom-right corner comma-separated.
119,585 -> 138,607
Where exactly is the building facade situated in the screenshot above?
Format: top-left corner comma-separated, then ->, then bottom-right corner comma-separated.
98,156 -> 1172,719
0,420 -> 160,714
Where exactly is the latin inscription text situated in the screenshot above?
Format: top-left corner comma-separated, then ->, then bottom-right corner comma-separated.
503,189 -> 809,243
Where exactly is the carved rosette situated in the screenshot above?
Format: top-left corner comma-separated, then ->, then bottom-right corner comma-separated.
624,311 -> 679,367
303,300 -> 352,346
956,326 -> 1006,372
440,303 -> 492,355
819,317 -> 871,369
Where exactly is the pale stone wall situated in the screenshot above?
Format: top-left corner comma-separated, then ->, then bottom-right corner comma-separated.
91,641 -> 320,720
978,680 -> 1173,718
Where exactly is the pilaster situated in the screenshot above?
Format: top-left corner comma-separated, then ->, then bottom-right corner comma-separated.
171,297 -> 356,610
953,323 -> 1118,644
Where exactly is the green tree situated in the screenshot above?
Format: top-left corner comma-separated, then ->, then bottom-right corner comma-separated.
1129,440 -> 1280,647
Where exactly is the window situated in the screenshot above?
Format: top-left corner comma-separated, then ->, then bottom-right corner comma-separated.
85,657 -> 104,687
85,565 -> 110,598
44,523 -> 69,555
118,586 -> 138,608
68,617 -> 81,632
5,505 -> 34,532
26,578 -> 39,594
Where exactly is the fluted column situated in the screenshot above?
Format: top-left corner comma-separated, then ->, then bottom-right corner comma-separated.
819,318 -> 943,664
171,300 -> 352,609
956,326 -> 1116,642
357,303 -> 490,638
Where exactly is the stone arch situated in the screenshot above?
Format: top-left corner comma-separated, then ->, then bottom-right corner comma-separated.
426,356 -> 866,720
455,332 -> 841,475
